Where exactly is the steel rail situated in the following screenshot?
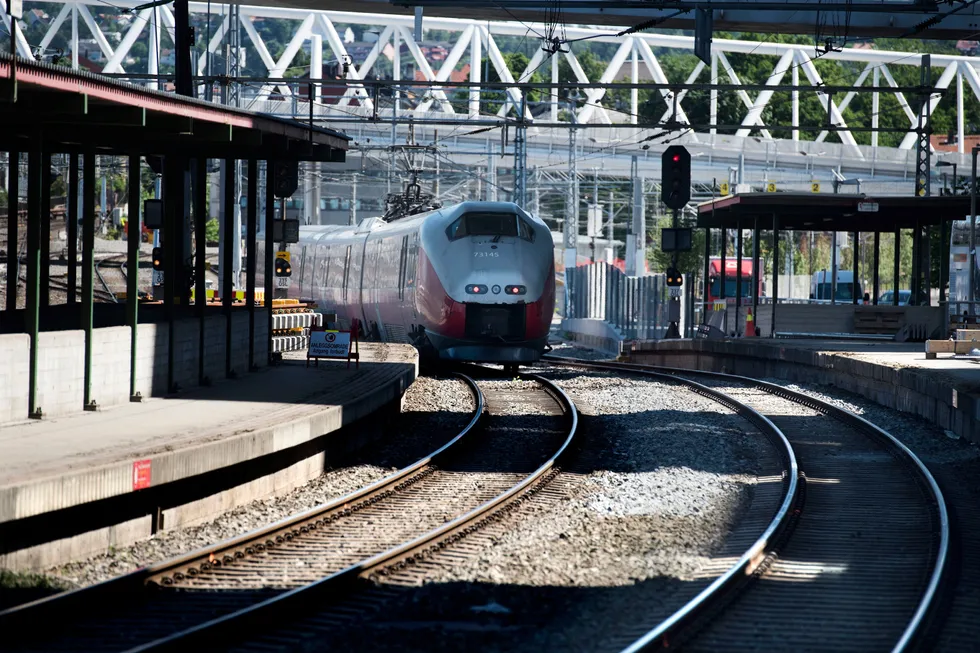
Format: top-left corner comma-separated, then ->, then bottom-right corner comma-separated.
0,373 -> 485,635
541,356 -> 800,651
545,355 -> 949,653
94,254 -> 121,303
124,373 -> 578,653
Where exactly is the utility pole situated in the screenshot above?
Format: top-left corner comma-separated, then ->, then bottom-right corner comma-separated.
513,94 -> 528,208
562,100 -> 579,319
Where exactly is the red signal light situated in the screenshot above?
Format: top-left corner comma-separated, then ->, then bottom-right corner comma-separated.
672,154 -> 680,162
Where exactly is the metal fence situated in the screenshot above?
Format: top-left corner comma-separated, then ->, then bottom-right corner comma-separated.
565,262 -> 693,339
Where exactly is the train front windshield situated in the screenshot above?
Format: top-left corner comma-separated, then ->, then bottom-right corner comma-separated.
446,213 -> 536,242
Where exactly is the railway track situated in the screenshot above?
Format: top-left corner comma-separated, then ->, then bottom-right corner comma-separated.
0,371 -> 577,653
543,356 -> 948,653
16,252 -> 126,304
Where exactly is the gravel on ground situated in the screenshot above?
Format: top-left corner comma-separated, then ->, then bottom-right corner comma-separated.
547,340 -> 618,361
320,367 -> 781,653
30,375 -> 475,590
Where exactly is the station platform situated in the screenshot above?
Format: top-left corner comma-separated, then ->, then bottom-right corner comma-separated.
625,337 -> 980,445
0,344 -> 416,569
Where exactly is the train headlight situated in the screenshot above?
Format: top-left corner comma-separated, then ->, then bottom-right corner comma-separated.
505,285 -> 526,295
465,284 -> 488,294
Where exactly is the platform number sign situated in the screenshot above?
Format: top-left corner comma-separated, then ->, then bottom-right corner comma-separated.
719,182 -> 729,196
765,182 -> 777,193
811,181 -> 821,193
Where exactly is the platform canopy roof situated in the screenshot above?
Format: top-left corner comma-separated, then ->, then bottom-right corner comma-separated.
696,192 -> 974,232
0,54 -> 349,161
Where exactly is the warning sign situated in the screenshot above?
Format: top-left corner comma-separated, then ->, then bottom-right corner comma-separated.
133,459 -> 152,490
307,320 -> 360,369
309,329 -> 351,359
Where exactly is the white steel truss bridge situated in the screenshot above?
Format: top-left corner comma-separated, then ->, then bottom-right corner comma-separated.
4,0 -> 980,187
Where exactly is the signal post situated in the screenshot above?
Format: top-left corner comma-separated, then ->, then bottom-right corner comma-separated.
661,146 -> 692,339
272,160 -> 299,300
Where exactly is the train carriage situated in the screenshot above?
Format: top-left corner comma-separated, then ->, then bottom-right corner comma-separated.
263,201 -> 555,365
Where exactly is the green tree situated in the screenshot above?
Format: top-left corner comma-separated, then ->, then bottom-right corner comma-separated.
205,218 -> 219,244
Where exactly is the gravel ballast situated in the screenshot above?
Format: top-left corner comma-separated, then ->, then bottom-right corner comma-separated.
32,375 -> 475,590
315,366 -> 783,653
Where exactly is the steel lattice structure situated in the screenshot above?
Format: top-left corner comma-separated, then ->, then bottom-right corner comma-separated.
4,1 -> 979,180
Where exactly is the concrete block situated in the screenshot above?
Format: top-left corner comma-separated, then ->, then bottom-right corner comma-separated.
0,516 -> 151,572
36,330 -> 85,418
0,334 -> 30,423
134,322 -> 169,397
90,326 -> 132,408
203,315 -> 226,382
171,318 -> 199,390
231,312 -> 249,373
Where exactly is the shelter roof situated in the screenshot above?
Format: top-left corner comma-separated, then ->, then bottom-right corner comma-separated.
696,192 -> 973,231
0,54 -> 348,161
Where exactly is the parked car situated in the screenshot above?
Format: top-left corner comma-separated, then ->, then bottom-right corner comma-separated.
878,290 -> 911,305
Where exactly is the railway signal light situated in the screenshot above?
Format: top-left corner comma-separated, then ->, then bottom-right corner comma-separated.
274,256 -> 292,277
665,267 -> 683,287
152,247 -> 164,271
273,160 -> 299,198
661,145 -> 691,210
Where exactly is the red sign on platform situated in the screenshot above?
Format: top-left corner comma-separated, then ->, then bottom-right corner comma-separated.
132,459 -> 152,490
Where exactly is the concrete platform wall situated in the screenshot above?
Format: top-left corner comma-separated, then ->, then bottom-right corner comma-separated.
3,308 -> 274,423
628,339 -> 980,445
91,326 -> 133,408
36,330 -> 85,418
0,334 -> 30,423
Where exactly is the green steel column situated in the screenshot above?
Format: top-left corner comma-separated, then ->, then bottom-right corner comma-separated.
223,157 -> 234,378
771,215 -> 779,337
751,215 -> 760,323
852,230 -> 859,305
82,149 -> 96,411
39,153 -> 50,307
127,153 -> 141,401
26,138 -> 42,419
195,157 -> 207,385
5,150 -> 18,312
702,226 -> 710,319
873,231 -> 880,305
264,161 -> 275,363
246,159 -> 258,371
67,153 -> 78,304
894,228 -> 901,306
940,219 -> 949,305
163,156 -> 178,393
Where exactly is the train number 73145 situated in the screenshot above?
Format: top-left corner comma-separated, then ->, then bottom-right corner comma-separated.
474,251 -> 500,257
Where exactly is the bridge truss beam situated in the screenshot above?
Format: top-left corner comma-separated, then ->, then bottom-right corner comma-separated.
4,1 -> 976,182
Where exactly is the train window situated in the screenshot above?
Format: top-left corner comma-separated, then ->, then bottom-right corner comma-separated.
342,245 -> 351,302
446,213 -> 518,240
398,235 -> 408,299
517,217 -> 535,242
446,213 -> 535,242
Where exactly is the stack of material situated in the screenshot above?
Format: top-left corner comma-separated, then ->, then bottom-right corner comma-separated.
270,298 -> 322,353
924,329 -> 980,359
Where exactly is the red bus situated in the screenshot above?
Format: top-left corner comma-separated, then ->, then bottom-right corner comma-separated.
706,257 -> 763,303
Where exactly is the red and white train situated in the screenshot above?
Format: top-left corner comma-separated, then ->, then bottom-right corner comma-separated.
267,201 -> 556,366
